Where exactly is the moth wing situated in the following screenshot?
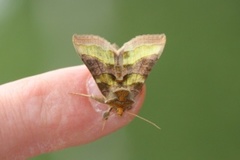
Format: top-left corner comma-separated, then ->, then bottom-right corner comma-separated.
72,34 -> 118,97
120,34 -> 166,95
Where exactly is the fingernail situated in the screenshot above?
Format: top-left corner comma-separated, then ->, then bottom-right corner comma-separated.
86,77 -> 108,113
86,76 -> 101,97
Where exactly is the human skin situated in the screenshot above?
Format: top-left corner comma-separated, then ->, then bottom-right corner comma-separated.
0,66 -> 145,160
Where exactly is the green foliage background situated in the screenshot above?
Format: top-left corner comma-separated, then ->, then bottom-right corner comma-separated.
0,0 -> 240,159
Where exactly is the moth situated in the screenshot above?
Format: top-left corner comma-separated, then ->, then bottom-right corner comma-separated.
72,34 -> 166,128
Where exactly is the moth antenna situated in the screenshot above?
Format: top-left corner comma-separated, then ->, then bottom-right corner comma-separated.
102,119 -> 107,131
69,92 -> 92,98
126,111 -> 161,130
69,92 -> 106,103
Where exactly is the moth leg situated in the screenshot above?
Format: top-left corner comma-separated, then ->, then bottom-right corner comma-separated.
101,107 -> 113,130
69,92 -> 106,103
103,107 -> 113,120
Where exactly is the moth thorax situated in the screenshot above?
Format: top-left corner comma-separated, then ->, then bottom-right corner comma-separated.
114,65 -> 123,80
114,88 -> 130,101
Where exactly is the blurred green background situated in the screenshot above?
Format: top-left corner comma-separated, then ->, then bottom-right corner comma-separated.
1,0 -> 240,159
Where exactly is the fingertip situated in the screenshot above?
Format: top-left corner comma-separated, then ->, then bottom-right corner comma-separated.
0,66 -> 146,158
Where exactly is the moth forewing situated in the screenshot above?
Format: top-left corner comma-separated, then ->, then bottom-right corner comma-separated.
72,34 -> 166,128
72,34 -> 116,51
120,34 -> 166,60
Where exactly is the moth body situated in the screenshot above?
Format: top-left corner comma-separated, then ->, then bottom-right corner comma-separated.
105,88 -> 134,116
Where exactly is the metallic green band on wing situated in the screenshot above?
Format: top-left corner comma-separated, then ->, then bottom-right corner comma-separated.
95,73 -> 117,86
79,45 -> 115,65
123,74 -> 145,86
123,45 -> 161,65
